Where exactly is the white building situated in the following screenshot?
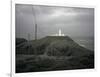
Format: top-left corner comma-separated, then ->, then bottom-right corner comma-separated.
51,29 -> 65,36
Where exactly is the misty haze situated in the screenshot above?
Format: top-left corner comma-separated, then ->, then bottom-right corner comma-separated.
15,4 -> 94,73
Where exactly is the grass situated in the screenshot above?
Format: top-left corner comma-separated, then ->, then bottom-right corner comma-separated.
16,36 -> 94,73
16,54 -> 94,73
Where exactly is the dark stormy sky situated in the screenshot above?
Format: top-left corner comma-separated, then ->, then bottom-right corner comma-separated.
16,4 -> 94,40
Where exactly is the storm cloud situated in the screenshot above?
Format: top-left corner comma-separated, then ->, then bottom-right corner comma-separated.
16,4 -> 94,40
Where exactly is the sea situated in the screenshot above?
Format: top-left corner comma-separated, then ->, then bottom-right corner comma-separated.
71,36 -> 94,51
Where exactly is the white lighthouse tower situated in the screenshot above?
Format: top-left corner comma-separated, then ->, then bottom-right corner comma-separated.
58,29 -> 65,36
59,29 -> 61,36
51,29 -> 65,36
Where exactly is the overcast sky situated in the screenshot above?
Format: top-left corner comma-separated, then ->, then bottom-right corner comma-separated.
16,4 -> 94,40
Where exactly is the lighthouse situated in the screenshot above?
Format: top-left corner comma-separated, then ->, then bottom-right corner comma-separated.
58,29 -> 65,36
59,29 -> 62,36
51,29 -> 65,36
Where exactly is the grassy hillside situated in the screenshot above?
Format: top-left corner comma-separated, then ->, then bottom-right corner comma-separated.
16,36 -> 94,73
16,36 -> 93,56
